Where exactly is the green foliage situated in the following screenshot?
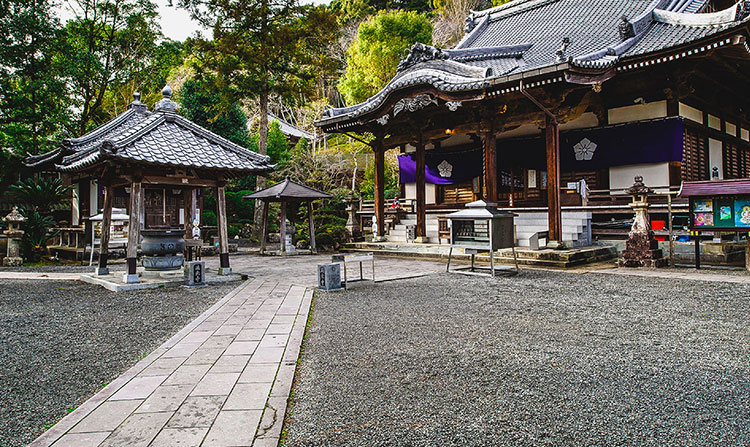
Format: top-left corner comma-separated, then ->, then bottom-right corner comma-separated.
177,0 -> 339,157
202,210 -> 217,226
338,10 -> 432,105
178,78 -> 250,147
360,153 -> 400,200
331,0 -> 433,18
249,120 -> 290,166
7,177 -> 74,213
19,208 -> 59,262
225,190 -> 256,221
491,0 -> 512,5
60,0 -> 161,135
0,0 -> 70,193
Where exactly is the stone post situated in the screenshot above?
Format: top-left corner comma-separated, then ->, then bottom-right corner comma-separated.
618,176 -> 667,268
3,207 -> 26,266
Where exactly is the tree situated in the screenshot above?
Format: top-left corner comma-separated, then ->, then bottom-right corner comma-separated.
61,0 -> 161,135
338,10 -> 432,105
177,0 -> 339,235
178,78 -> 250,147
0,0 -> 70,192
432,0 -> 489,48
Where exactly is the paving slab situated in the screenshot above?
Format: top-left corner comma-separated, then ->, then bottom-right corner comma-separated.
30,254 -> 447,447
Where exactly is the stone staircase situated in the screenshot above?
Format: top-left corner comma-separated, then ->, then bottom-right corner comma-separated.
513,212 -> 592,248
387,213 -> 443,243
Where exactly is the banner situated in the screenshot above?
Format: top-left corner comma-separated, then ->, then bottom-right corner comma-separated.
497,117 -> 684,170
398,148 -> 483,185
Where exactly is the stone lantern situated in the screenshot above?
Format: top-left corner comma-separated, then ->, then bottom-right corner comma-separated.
618,176 -> 666,267
3,207 -> 26,266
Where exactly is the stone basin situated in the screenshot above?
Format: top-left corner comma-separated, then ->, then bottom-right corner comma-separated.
141,229 -> 185,270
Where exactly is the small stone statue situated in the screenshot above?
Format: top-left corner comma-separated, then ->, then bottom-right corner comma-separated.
192,218 -> 201,239
371,215 -> 378,237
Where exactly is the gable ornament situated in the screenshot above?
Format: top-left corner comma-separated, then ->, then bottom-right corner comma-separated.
393,94 -> 437,116
446,101 -> 462,111
397,43 -> 448,72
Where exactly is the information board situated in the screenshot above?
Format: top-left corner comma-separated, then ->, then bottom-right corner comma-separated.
690,195 -> 750,231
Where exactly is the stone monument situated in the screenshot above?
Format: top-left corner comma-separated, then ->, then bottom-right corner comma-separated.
3,207 -> 26,267
618,176 -> 667,267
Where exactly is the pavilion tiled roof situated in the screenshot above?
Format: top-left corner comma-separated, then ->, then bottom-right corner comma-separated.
244,177 -> 332,201
318,0 -> 749,125
27,88 -> 275,175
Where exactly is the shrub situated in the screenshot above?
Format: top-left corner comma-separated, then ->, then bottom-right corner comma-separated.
202,210 -> 217,226
19,208 -> 58,262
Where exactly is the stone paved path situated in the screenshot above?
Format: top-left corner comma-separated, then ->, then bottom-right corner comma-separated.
28,255 -> 446,447
0,272 -> 80,280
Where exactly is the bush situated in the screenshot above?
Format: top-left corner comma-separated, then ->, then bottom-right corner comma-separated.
202,210 -> 217,226
19,208 -> 58,262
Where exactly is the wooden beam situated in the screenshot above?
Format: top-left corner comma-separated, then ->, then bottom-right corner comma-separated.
96,184 -> 114,275
280,199 -> 287,252
415,133 -> 427,241
373,137 -> 385,239
482,121 -> 498,203
183,188 -> 196,240
125,179 -> 143,283
216,183 -> 231,274
308,201 -> 317,253
545,115 -> 562,243
260,200 -> 269,254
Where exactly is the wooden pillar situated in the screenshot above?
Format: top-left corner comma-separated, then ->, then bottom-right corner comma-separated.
183,187 -> 195,240
546,115 -> 562,244
415,134 -> 427,242
216,183 -> 231,274
482,125 -> 498,203
260,200 -> 269,254
125,180 -> 143,283
308,201 -> 317,253
280,200 -> 287,253
373,137 -> 385,240
96,184 -> 114,275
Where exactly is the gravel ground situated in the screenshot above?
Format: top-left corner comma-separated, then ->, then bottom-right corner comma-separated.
284,271 -> 750,446
0,279 -> 237,447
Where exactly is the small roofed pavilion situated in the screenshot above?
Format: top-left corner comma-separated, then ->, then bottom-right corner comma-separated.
244,177 -> 332,254
27,86 -> 275,282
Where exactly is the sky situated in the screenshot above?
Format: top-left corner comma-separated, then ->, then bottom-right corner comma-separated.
58,0 -> 331,42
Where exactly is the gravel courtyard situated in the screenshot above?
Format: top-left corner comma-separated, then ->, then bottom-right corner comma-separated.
0,279 -> 236,447
284,270 -> 750,446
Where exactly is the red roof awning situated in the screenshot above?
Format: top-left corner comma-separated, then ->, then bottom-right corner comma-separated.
679,178 -> 750,197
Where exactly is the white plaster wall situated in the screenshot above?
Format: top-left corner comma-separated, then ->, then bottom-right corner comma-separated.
89,180 -> 98,215
403,183 -> 435,204
678,102 -> 703,123
71,184 -> 80,226
426,183 -> 436,205
608,100 -> 667,124
441,133 -> 473,148
405,183 -> 416,200
609,163 -> 670,193
559,112 -> 599,131
709,138 -> 723,179
496,123 -> 541,139
708,114 -> 721,130
726,122 -> 737,136
742,128 -> 749,142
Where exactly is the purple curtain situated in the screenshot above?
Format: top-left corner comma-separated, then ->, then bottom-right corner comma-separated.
499,117 -> 684,170
398,149 -> 483,185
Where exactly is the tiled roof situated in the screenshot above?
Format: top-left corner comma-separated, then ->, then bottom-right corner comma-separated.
31,90 -> 275,174
317,0 -> 749,126
268,113 -> 316,141
244,177 -> 332,200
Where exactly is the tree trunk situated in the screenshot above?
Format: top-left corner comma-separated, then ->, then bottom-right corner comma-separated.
254,81 -> 269,238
